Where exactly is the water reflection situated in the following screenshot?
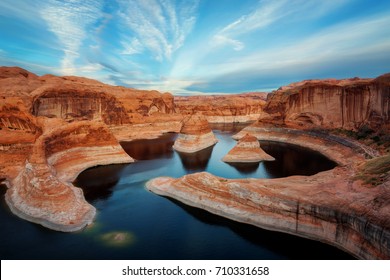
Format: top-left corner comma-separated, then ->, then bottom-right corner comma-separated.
261,141 -> 337,177
169,199 -> 354,260
74,164 -> 127,202
120,133 -> 177,160
176,145 -> 214,172
226,162 -> 260,174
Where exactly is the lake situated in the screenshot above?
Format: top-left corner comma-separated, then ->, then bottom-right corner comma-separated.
0,124 -> 353,259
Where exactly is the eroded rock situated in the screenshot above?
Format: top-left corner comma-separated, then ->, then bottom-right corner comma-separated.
173,113 -> 218,153
222,133 -> 275,163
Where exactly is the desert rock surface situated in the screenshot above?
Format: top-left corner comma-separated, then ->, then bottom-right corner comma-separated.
173,113 -> 218,153
222,133 -> 275,163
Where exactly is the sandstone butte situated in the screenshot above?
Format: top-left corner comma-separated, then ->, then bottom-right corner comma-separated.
1,66 -> 390,259
222,133 -> 275,163
172,113 -> 218,153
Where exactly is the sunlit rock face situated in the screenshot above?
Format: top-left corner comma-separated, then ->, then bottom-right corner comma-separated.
32,90 -> 130,125
5,120 -> 133,232
262,74 -> 390,132
222,133 -> 275,163
174,92 -> 268,123
0,105 -> 42,180
173,114 -> 218,153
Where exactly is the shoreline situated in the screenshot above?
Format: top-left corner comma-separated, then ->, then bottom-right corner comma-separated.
146,126 -> 390,259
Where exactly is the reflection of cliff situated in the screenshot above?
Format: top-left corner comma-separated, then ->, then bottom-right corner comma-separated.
177,146 -> 214,172
74,164 -> 127,202
120,133 -> 177,160
226,162 -> 260,174
261,141 -> 336,177
169,198 -> 353,259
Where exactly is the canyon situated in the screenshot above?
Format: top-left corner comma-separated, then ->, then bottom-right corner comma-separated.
0,66 -> 389,259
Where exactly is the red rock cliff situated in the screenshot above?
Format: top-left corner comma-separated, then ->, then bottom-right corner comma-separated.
0,67 -> 177,125
262,75 -> 389,131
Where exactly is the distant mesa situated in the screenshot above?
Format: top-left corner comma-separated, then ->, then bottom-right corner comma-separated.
173,113 -> 218,153
222,133 -> 275,163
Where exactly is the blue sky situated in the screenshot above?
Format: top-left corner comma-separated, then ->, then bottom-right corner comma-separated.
1,0 -> 390,95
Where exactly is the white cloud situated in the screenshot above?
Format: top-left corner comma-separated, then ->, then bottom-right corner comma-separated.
0,0 -> 45,24
40,0 -> 103,75
121,38 -> 144,55
201,13 -> 390,83
213,0 -> 351,51
117,0 -> 199,61
212,35 -> 244,51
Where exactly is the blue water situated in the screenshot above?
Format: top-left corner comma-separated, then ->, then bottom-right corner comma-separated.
0,125 -> 353,259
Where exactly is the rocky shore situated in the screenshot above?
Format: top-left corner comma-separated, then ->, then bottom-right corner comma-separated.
147,127 -> 390,259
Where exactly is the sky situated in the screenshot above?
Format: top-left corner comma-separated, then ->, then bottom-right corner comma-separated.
0,0 -> 390,95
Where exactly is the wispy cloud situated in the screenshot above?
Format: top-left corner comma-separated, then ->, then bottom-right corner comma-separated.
0,0 -> 45,24
40,0 -> 103,75
213,0 -> 350,51
193,12 -> 390,92
117,0 -> 199,61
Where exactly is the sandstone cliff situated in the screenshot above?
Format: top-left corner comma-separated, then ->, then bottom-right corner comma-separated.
173,113 -> 218,153
262,75 -> 389,131
175,92 -> 267,123
0,105 -> 42,179
5,119 -> 133,232
0,66 -> 177,125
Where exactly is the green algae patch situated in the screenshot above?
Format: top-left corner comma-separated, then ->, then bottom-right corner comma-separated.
99,231 -> 136,247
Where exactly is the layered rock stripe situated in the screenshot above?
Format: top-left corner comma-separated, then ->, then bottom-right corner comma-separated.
222,133 -> 275,163
173,113 -> 218,153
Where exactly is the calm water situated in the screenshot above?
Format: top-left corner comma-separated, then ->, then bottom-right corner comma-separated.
0,124 -> 353,259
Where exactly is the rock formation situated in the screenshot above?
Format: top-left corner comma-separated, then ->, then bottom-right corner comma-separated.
0,105 -> 42,180
222,133 -> 275,163
261,75 -> 389,131
5,119 -> 133,232
0,66 -> 179,125
147,129 -> 390,260
172,113 -> 218,153
174,92 -> 267,123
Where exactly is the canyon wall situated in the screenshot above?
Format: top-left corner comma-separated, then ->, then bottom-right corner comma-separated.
175,92 -> 267,123
32,90 -> 130,125
0,66 -> 177,126
0,105 -> 42,179
262,75 -> 390,131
